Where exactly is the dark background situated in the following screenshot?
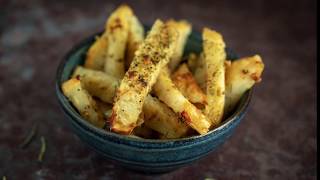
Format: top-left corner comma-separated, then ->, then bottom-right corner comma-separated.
0,0 -> 317,179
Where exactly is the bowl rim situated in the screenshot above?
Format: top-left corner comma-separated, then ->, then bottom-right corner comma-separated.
55,29 -> 253,144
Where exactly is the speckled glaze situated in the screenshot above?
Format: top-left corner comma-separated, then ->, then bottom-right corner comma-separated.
55,28 -> 252,173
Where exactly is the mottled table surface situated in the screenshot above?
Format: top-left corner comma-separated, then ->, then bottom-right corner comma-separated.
0,0 -> 316,179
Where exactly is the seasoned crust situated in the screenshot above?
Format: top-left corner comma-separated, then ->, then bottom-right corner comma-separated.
104,5 -> 132,78
172,63 -> 207,107
153,69 -> 210,135
110,20 -> 178,134
166,19 -> 192,71
62,78 -> 105,128
203,27 -> 226,127
224,55 -> 264,115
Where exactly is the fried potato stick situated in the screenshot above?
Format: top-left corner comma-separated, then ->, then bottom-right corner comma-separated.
62,78 -> 105,128
203,28 -> 226,127
110,20 -> 178,134
225,55 -> 264,115
172,63 -> 207,108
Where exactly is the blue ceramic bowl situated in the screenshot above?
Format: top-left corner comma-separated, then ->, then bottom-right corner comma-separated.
55,28 -> 252,173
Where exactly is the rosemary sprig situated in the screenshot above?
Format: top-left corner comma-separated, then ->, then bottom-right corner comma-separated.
37,136 -> 46,162
19,123 -> 38,148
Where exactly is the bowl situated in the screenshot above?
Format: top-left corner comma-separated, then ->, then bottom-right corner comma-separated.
55,27 -> 252,173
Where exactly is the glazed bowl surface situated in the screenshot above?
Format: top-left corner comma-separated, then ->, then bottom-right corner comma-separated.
56,27 -> 251,173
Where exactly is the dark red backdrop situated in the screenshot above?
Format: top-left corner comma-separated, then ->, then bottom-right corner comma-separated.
0,0 -> 316,179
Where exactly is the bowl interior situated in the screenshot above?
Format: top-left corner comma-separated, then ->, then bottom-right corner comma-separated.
56,28 -> 251,144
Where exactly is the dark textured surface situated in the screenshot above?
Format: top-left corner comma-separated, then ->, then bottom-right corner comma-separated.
0,0 -> 317,179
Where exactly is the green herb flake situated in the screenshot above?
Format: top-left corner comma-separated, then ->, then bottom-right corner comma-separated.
19,123 -> 38,149
38,136 -> 46,162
